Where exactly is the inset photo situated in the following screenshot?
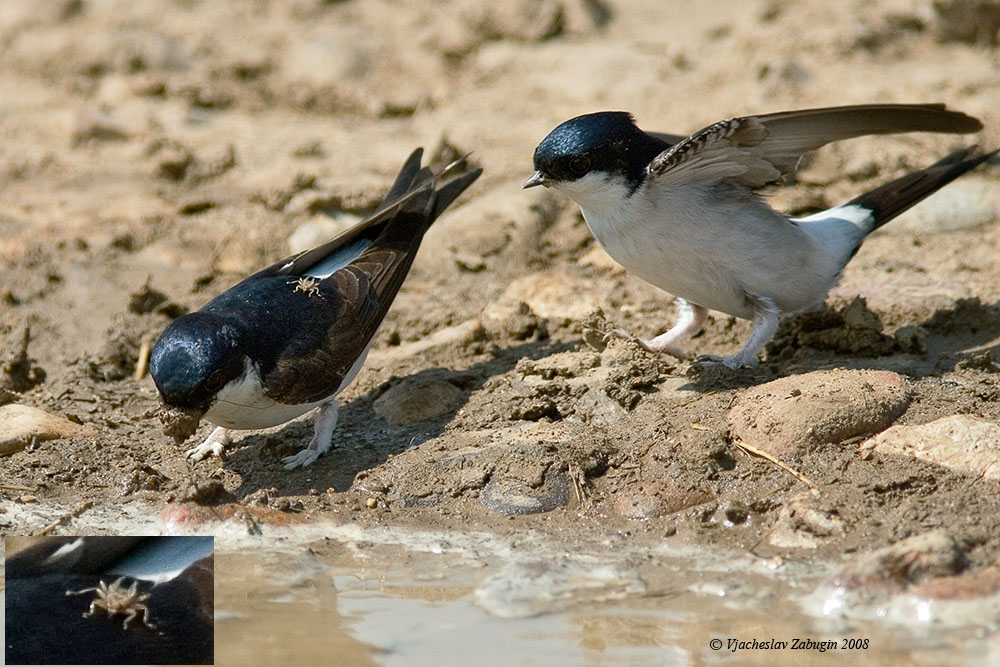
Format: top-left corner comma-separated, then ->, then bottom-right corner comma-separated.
5,536 -> 214,665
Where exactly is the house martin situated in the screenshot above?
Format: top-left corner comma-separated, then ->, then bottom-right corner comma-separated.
526,104 -> 993,368
151,148 -> 481,468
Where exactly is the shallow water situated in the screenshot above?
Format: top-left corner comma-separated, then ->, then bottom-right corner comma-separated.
3,517 -> 997,665
210,525 -> 1000,667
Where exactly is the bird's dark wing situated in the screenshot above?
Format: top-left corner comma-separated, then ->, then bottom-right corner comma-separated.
253,158 -> 481,405
252,148 -> 477,280
648,103 -> 983,189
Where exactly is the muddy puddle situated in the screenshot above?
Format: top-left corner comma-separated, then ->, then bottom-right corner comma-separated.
208,525 -> 998,666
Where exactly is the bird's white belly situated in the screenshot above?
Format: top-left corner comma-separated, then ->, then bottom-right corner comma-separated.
582,205 -> 756,319
204,368 -> 322,429
205,343 -> 372,430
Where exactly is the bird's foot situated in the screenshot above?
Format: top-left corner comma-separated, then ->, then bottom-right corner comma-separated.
186,426 -> 231,461
693,353 -> 759,370
281,402 -> 337,470
281,447 -> 321,470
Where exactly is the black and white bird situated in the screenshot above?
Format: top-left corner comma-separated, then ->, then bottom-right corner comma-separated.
525,104 -> 994,368
150,149 -> 481,468
6,536 -> 214,665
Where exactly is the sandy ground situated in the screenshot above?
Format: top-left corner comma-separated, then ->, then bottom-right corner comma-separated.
3,0 -> 1000,608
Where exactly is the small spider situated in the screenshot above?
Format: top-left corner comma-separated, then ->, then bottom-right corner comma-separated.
66,576 -> 156,630
289,276 -> 324,299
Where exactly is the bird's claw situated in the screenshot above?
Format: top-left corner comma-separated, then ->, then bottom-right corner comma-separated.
693,353 -> 758,370
185,426 -> 231,461
186,441 -> 225,462
282,448 -> 320,470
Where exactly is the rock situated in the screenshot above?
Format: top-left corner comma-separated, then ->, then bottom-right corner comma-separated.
833,530 -> 967,592
480,468 -> 571,516
886,180 -> 997,234
728,369 -> 912,456
911,564 -> 1000,600
373,375 -> 465,426
356,421 -> 612,511
0,405 -> 95,456
516,351 -> 601,380
767,493 -> 845,549
614,481 -> 712,520
481,301 -> 548,342
862,415 -> 1000,480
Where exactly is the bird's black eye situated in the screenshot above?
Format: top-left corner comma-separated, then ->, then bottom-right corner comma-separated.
204,369 -> 227,391
569,156 -> 591,175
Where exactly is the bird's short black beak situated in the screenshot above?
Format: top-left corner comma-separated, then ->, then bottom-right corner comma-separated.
523,171 -> 552,189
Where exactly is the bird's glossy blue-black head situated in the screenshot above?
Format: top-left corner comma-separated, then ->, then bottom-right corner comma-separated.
150,313 -> 246,413
526,112 -> 669,193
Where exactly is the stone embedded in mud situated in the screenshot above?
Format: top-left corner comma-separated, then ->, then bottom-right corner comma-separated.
356,422 -> 612,512
480,468 -> 571,516
766,493 -> 845,550
833,530 -> 968,593
373,375 -> 465,426
516,351 -> 601,380
481,301 -> 548,342
911,564 -> 1000,600
862,415 -> 1000,480
728,369 -> 912,456
614,481 -> 712,520
0,404 -> 95,456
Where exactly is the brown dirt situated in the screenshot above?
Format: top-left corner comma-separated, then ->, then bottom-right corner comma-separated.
2,0 -> 1000,585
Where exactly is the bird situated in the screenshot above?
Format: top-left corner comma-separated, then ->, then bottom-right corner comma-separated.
525,104 -> 994,369
150,149 -> 481,468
